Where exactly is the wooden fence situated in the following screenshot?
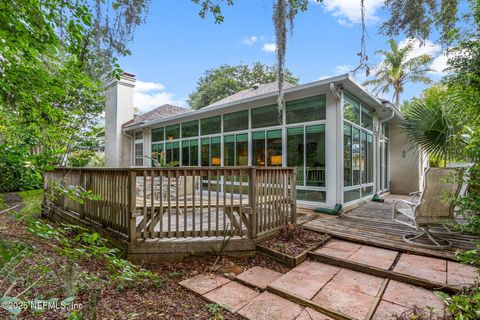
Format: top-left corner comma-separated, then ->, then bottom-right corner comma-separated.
43,167 -> 296,244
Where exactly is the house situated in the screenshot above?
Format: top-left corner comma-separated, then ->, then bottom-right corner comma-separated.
105,73 -> 424,208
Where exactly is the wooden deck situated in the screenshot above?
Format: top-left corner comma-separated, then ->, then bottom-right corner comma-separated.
302,194 -> 479,260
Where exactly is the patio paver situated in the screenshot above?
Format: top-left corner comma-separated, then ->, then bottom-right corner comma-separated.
382,280 -> 444,313
447,261 -> 478,286
296,307 -> 333,320
237,291 -> 304,320
179,274 -> 230,295
393,254 -> 447,284
269,260 -> 340,299
314,239 -> 362,259
203,281 -> 260,313
311,268 -> 384,319
237,266 -> 283,290
372,300 -> 410,320
347,245 -> 398,270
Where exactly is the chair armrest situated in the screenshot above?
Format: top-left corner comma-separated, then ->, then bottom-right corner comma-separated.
408,191 -> 421,196
393,199 -> 417,217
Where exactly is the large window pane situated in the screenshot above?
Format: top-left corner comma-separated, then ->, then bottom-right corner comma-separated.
344,188 -> 361,202
165,124 -> 180,140
344,124 -> 352,187
151,127 -> 164,142
297,190 -> 326,203
367,133 -> 373,183
182,120 -> 199,138
286,95 -> 326,124
211,137 -> 221,166
287,127 -> 304,185
252,104 -> 281,128
360,131 -> 367,184
352,127 -> 360,185
223,110 -> 248,133
201,138 -> 209,166
361,106 -> 373,131
305,125 -> 325,187
267,130 -> 282,166
182,140 -> 190,166
151,143 -> 164,166
134,142 -> 143,166
344,95 -> 360,125
236,133 -> 248,166
201,116 -> 221,135
166,141 -> 179,165
252,131 -> 265,166
190,139 -> 199,166
224,135 -> 235,166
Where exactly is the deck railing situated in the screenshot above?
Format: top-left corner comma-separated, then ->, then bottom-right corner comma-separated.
43,167 -> 296,242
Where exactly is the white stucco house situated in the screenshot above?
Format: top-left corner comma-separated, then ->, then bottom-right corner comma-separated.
105,73 -> 424,208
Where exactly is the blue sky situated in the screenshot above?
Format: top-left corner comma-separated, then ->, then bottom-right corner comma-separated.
118,0 -> 448,112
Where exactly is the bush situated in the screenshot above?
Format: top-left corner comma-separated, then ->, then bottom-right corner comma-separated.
0,144 -> 43,192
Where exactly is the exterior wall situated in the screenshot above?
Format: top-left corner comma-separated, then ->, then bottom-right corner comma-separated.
105,74 -> 135,167
389,122 -> 421,194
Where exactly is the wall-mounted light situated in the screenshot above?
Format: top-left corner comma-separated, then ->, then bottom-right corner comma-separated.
211,157 -> 221,166
270,155 -> 282,166
168,136 -> 174,141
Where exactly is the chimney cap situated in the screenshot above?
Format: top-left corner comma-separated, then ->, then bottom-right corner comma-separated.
122,72 -> 136,78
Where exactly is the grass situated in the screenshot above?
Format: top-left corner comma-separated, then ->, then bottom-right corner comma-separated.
18,189 -> 43,215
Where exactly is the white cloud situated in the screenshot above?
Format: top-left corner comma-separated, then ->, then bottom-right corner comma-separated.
315,0 -> 384,26
242,36 -> 258,46
335,64 -> 353,74
262,43 -> 277,53
134,80 -> 187,113
398,38 -> 448,75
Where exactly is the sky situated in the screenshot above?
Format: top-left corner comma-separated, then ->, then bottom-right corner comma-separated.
118,0 -> 449,113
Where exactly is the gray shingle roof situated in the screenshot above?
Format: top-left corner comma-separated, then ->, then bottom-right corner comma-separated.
205,82 -> 295,108
123,104 -> 188,128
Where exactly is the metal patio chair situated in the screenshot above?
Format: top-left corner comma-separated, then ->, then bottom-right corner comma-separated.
392,167 -> 464,249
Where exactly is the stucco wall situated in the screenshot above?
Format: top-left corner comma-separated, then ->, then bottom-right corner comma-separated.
389,123 -> 421,194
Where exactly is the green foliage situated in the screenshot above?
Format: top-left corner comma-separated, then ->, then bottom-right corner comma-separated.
206,303 -> 224,320
187,62 -> 299,109
400,86 -> 466,164
363,39 -> 433,107
18,189 -> 44,216
436,289 -> 480,319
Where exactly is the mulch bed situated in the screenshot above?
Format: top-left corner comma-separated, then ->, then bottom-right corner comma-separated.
0,192 -> 289,320
259,224 -> 329,256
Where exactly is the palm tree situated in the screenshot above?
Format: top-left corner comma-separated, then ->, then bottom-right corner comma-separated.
364,39 -> 434,108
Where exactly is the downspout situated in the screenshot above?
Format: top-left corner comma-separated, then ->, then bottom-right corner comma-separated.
375,102 -> 395,193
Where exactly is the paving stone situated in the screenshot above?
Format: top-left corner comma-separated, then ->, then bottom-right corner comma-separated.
447,261 -> 479,286
314,239 -> 361,259
237,266 -> 283,290
203,281 -> 259,313
382,280 -> 444,313
347,245 -> 398,270
394,254 -> 447,284
179,274 -> 230,295
324,268 -> 384,296
312,283 -> 376,320
238,291 -> 304,320
269,261 -> 340,299
296,307 -> 334,320
372,300 -> 409,320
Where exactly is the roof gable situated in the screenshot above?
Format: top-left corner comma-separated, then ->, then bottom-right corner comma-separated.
123,104 -> 188,128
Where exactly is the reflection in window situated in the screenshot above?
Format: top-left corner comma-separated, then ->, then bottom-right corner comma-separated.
201,138 -> 209,166
224,135 -> 235,166
360,131 -> 367,184
134,142 -> 143,166
211,137 -> 221,166
181,139 -> 199,166
344,124 -> 352,186
201,116 -> 221,135
297,189 -> 326,202
352,127 -> 360,185
151,128 -> 164,142
367,134 -> 373,183
361,106 -> 373,130
305,125 -> 325,187
165,124 -> 180,140
344,188 -> 361,202
251,104 -> 281,128
344,95 -> 360,125
267,130 -> 282,166
165,141 -> 179,165
181,120 -> 199,138
252,131 -> 265,166
151,143 -> 164,166
236,134 -> 248,166
223,110 -> 248,133
287,127 -> 304,185
286,95 -> 326,124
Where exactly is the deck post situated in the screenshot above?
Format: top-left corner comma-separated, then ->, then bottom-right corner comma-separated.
290,168 -> 297,224
248,167 -> 257,239
127,169 -> 137,243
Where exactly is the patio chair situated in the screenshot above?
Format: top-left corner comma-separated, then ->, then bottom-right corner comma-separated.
392,167 -> 464,249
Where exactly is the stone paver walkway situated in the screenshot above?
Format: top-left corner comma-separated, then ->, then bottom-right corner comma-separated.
180,239 -> 479,320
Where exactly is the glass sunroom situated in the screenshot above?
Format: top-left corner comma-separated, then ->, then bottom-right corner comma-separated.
123,75 -> 400,208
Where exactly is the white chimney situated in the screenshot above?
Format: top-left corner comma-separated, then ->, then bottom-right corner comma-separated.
105,72 -> 136,167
